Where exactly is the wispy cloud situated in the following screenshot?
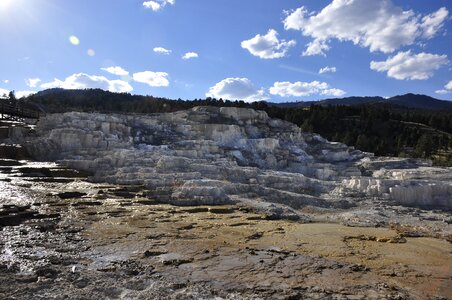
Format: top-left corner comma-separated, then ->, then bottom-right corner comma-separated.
279,64 -> 318,76
101,66 -> 129,76
319,66 -> 337,74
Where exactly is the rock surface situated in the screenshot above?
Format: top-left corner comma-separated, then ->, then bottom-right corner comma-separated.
0,160 -> 450,299
16,107 -> 451,214
1,109 -> 452,299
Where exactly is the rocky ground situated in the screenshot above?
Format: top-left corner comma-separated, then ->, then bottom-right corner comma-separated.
0,159 -> 451,299
0,107 -> 451,299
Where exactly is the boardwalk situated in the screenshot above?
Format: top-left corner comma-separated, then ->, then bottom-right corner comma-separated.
0,98 -> 41,122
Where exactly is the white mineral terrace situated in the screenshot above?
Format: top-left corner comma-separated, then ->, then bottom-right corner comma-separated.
12,106 -> 452,212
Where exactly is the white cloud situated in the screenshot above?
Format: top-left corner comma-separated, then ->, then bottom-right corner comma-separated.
435,89 -> 449,95
435,80 -> 452,94
41,73 -> 133,93
16,90 -> 36,98
3,80 -> 9,84
319,66 -> 337,74
0,88 -> 9,97
420,7 -> 449,38
269,81 -> 345,97
101,66 -> 129,76
446,81 -> 452,90
283,7 -> 307,32
303,39 -> 330,57
143,1 -> 160,11
153,47 -> 172,55
182,52 -> 199,60
132,71 -> 169,87
206,78 -> 267,102
26,78 -> 41,88
283,1 -> 449,56
321,88 -> 346,97
0,89 -> 37,98
241,29 -> 296,59
370,51 -> 449,80
143,0 -> 175,12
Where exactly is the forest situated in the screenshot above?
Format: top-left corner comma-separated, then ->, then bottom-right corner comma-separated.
22,88 -> 452,166
266,104 -> 452,166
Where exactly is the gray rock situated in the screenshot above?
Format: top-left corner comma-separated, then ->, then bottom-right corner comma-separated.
14,106 -> 451,214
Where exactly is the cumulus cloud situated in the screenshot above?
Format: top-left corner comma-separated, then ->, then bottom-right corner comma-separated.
241,29 -> 296,59
303,39 -> 330,57
26,78 -> 41,88
132,71 -> 169,87
319,66 -> 337,74
182,52 -> 199,60
3,80 -> 9,84
321,88 -> 346,97
283,0 -> 449,56
143,1 -> 160,11
206,78 -> 267,102
16,90 -> 36,98
40,73 -> 133,93
269,81 -> 346,97
143,0 -> 175,12
0,88 -> 36,98
435,80 -> 452,94
153,47 -> 172,55
101,66 -> 129,76
370,51 -> 449,80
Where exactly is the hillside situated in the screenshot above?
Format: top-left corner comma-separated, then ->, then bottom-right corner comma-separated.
21,88 -> 452,166
273,93 -> 452,110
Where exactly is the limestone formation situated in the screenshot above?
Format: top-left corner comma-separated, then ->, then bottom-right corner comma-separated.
16,106 -> 451,212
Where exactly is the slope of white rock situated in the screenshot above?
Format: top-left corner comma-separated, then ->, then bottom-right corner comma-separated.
17,107 -> 451,213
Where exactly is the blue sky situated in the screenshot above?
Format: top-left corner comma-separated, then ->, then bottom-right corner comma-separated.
0,0 -> 451,102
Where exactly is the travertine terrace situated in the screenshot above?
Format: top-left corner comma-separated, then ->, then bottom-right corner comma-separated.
20,106 -> 452,214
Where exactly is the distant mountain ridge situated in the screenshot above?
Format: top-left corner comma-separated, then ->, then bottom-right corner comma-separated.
25,89 -> 452,112
272,93 -> 452,110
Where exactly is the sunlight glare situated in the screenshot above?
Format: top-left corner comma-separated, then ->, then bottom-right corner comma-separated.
0,0 -> 14,11
69,35 -> 80,46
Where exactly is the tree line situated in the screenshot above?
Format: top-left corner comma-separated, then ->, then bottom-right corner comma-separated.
265,104 -> 452,166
